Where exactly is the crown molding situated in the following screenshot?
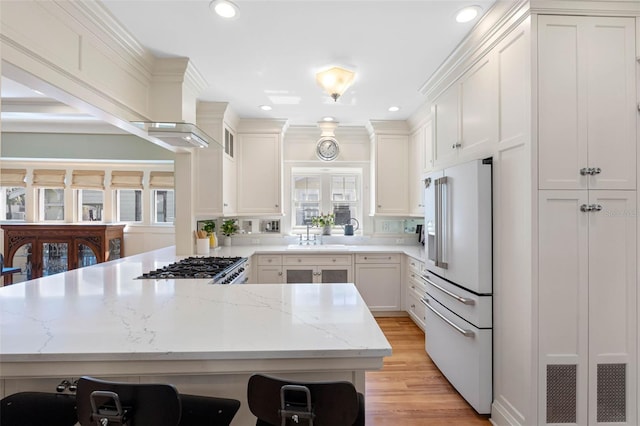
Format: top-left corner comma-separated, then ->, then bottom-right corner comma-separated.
237,118 -> 289,134
366,120 -> 410,136
530,0 -> 640,16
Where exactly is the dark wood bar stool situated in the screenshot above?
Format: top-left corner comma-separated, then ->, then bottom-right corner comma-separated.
247,373 -> 364,426
76,376 -> 240,426
0,391 -> 78,426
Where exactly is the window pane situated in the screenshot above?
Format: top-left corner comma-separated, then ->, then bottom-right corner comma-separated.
43,188 -> 65,221
2,187 -> 26,221
293,176 -> 321,202
155,190 -> 175,223
80,189 -> 104,221
118,189 -> 142,222
295,202 -> 320,227
331,175 -> 358,201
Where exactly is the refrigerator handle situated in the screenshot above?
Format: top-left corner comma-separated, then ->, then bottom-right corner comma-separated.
435,176 -> 448,269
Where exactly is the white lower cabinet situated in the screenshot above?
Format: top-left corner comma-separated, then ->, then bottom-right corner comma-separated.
283,255 -> 352,284
538,190 -> 636,425
354,254 -> 401,312
256,255 -> 284,283
405,256 -> 426,330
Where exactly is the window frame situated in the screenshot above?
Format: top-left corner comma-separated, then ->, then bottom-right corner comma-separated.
77,189 -> 105,222
116,189 -> 143,223
38,188 -> 66,222
152,189 -> 175,224
291,168 -> 362,234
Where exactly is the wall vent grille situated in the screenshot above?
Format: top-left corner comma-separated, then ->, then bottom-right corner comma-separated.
547,364 -> 577,423
597,363 -> 626,423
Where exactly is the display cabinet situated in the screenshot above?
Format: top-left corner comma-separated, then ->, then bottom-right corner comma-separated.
1,224 -> 124,285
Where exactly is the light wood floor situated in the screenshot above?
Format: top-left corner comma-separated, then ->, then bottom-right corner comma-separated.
365,317 -> 492,425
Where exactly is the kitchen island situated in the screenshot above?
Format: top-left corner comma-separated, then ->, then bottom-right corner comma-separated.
0,247 -> 392,425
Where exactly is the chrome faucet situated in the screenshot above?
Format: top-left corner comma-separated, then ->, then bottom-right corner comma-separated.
298,224 -> 317,245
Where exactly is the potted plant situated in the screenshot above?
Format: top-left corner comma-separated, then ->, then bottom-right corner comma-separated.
202,220 -> 217,248
311,213 -> 335,235
220,219 -> 238,246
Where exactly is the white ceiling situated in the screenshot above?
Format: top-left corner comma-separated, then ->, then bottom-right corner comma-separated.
1,0 -> 496,131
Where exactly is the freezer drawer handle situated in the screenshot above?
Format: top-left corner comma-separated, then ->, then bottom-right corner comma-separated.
421,298 -> 475,338
420,275 -> 475,305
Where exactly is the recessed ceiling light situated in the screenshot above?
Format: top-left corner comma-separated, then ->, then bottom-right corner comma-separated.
455,6 -> 481,23
259,105 -> 272,111
209,0 -> 239,19
388,106 -> 400,112
322,116 -> 335,122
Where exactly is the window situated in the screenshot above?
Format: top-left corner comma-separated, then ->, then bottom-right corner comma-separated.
154,190 -> 175,223
224,128 -> 234,158
78,189 -> 104,221
40,188 -> 65,221
292,168 -> 362,232
1,187 -> 26,221
117,189 -> 142,222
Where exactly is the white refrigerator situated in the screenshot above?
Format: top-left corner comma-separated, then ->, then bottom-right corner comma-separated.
422,158 -> 493,414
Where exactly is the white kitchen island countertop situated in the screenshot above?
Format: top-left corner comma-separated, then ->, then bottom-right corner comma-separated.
0,245 -> 394,425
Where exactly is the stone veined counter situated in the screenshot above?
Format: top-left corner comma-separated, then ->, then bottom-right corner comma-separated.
0,247 -> 392,425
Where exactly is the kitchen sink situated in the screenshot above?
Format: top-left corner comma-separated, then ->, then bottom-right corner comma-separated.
286,244 -> 351,250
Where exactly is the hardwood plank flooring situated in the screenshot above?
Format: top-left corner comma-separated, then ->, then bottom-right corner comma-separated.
366,317 -> 492,425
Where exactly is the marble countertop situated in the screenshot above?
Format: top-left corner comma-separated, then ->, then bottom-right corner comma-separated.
0,245 -> 403,365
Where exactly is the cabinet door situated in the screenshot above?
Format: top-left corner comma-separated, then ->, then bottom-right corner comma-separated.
237,133 -> 282,215
354,263 -> 401,311
222,155 -> 236,215
587,190 -> 636,425
459,56 -> 497,159
40,241 -> 69,277
284,266 -> 314,284
538,16 -> 636,190
433,84 -> 459,166
257,265 -> 284,283
538,190 -> 589,425
319,266 -> 352,283
374,135 -> 409,215
194,146 -> 223,216
409,127 -> 426,216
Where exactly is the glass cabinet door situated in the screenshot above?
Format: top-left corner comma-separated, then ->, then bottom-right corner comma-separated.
78,244 -> 97,267
11,242 -> 33,283
286,268 -> 314,283
320,268 -> 350,283
109,238 -> 122,260
41,242 -> 69,277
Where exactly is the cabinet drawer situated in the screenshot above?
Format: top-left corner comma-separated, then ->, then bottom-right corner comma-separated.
283,255 -> 352,266
355,253 -> 401,264
406,290 -> 426,330
407,257 -> 424,274
257,255 -> 282,266
407,273 -> 427,295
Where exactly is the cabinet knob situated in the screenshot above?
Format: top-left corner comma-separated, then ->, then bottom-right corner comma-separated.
275,204 -> 279,208
223,203 -> 228,207
452,143 -> 462,149
56,379 -> 71,393
411,285 -> 415,289
332,258 -> 336,262
411,304 -> 416,308
297,259 -> 302,262
278,272 -> 283,276
580,204 -> 603,213
377,204 -> 382,208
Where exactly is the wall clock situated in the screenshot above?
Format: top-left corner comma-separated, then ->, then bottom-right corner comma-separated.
316,136 -> 340,161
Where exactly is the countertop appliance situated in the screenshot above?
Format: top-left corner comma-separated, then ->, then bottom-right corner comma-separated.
137,256 -> 248,284
421,158 -> 492,414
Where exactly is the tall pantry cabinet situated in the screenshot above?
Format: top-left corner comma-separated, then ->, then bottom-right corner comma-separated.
421,4 -> 638,425
537,15 -> 637,426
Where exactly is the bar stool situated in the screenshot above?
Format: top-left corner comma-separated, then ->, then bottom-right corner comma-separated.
76,376 -> 240,426
246,373 -> 364,426
0,391 -> 78,426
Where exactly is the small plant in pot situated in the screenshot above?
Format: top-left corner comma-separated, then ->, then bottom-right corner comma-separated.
221,219 -> 239,246
311,213 -> 335,235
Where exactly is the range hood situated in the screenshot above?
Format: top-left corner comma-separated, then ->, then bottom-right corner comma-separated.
132,121 -> 217,149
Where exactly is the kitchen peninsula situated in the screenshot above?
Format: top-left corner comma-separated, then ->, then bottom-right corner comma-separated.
0,246 -> 392,425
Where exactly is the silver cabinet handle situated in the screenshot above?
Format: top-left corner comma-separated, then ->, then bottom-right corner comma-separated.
419,275 -> 475,305
580,204 -> 603,213
451,143 -> 462,149
421,298 -> 475,337
580,167 -> 602,176
278,271 -> 283,276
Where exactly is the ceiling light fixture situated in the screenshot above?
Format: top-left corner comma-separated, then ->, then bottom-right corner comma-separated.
316,66 -> 356,102
259,105 -> 272,111
388,106 -> 400,112
322,116 -> 335,122
455,6 -> 481,23
210,0 -> 239,19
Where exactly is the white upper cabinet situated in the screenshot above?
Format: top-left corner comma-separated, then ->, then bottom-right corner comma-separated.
433,56 -> 497,168
237,133 -> 282,215
371,133 -> 409,216
538,16 -> 636,190
409,122 -> 431,216
236,120 -> 286,216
